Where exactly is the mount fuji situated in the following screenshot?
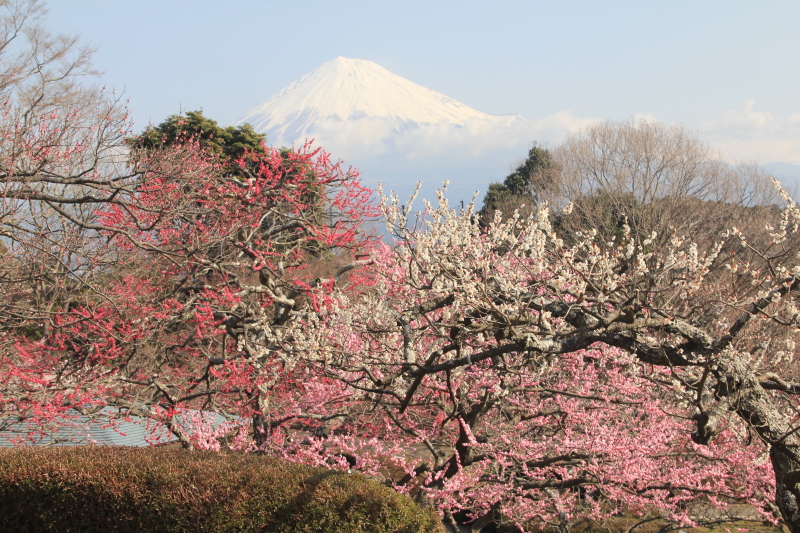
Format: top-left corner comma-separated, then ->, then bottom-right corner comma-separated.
234,57 -> 593,203
236,57 -> 521,146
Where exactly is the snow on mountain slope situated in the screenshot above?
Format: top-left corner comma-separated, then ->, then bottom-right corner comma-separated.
233,57 -> 595,205
236,57 -> 521,145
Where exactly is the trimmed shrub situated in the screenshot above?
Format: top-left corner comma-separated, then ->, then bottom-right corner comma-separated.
0,446 -> 444,533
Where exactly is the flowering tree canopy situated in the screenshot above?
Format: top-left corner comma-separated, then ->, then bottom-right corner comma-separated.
3,104 -> 800,531
0,5 -> 798,529
0,111 -> 379,441
277,184 -> 800,531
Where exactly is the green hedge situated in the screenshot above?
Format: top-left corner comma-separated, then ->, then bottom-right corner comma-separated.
0,446 -> 444,533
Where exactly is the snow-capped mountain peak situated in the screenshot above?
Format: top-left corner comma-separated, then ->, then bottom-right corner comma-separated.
236,57 -> 517,143
232,57 -> 593,211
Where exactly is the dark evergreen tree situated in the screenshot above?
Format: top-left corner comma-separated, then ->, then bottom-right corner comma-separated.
502,143 -> 559,198
479,143 -> 559,222
129,110 -> 267,178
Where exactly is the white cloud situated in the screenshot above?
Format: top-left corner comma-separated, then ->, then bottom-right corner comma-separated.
698,100 -> 800,164
273,110 -> 599,164
267,110 -> 601,205
264,102 -> 800,204
632,112 -> 660,123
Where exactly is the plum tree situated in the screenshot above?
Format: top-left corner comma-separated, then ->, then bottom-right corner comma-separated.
280,185 -> 800,531
2,3 -> 799,531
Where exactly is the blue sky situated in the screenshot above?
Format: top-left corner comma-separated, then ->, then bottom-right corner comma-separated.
46,0 -> 800,170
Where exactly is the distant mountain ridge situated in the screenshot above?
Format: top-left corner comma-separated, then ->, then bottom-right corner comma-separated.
235,57 -> 522,147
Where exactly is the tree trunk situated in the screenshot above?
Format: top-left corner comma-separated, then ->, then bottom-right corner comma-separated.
714,355 -> 800,532
252,414 -> 268,448
772,445 -> 800,531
